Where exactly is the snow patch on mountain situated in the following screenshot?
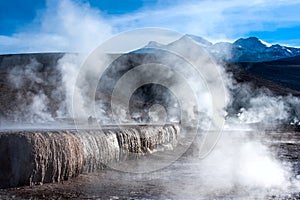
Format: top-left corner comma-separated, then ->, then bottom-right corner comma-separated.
259,39 -> 272,48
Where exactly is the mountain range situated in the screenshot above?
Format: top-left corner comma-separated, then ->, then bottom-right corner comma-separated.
0,34 -> 300,123
145,34 -> 300,62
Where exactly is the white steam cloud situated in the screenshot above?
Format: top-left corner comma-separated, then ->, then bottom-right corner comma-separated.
6,58 -> 56,123
3,0 -> 114,123
161,131 -> 295,199
0,0 -> 113,54
227,80 -> 300,125
56,54 -> 85,118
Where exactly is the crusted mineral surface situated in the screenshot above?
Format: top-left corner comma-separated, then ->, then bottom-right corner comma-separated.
0,124 -> 179,188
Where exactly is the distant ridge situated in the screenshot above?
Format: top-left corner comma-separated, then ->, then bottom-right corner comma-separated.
145,35 -> 300,62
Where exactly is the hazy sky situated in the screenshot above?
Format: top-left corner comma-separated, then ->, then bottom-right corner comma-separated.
1,0 -> 300,53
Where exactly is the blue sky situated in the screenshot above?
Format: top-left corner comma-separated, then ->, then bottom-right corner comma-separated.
0,0 -> 152,35
1,0 -> 300,53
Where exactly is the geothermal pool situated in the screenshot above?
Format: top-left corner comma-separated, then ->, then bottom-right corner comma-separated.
0,130 -> 299,199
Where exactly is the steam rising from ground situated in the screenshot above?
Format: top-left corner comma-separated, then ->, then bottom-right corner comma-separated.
227,78 -> 300,125
3,35 -> 300,199
6,58 -> 57,123
1,0 -> 300,198
161,131 -> 295,199
54,31 -> 300,197
12,32 -> 298,197
57,54 -> 85,118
